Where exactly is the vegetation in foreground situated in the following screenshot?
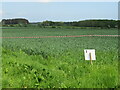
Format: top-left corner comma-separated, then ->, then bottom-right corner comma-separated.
2,27 -> 119,88
2,48 -> 118,88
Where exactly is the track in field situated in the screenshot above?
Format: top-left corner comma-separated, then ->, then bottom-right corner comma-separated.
0,35 -> 120,39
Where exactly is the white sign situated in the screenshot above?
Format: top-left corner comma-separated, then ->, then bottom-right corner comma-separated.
84,49 -> 96,60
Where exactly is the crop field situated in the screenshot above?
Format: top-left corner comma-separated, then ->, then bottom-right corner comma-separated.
2,27 -> 119,88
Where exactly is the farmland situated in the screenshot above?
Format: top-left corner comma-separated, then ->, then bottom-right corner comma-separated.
2,27 -> 119,88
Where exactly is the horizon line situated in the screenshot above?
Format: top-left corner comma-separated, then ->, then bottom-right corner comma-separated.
1,18 -> 118,23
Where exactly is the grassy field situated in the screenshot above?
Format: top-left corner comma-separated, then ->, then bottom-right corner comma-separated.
2,27 -> 119,88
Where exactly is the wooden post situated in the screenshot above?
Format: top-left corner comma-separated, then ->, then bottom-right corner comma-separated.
89,53 -> 93,65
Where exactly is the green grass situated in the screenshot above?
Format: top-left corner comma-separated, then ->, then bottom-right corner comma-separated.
2,27 -> 119,88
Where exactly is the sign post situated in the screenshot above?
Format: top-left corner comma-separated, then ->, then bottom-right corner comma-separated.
84,49 -> 96,65
89,52 -> 93,65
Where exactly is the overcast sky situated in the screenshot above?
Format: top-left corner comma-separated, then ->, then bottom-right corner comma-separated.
1,2 -> 118,22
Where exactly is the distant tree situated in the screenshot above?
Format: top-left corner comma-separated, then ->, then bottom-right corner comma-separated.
1,18 -> 29,26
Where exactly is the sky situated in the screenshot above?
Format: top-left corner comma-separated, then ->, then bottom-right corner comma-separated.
2,0 -> 120,2
1,2 -> 118,22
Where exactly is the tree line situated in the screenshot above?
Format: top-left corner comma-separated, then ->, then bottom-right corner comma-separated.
38,20 -> 118,29
1,18 -> 119,29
